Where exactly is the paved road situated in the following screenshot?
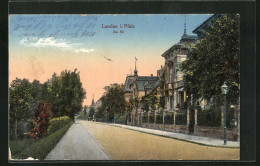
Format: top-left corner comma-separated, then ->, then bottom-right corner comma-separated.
81,121 -> 240,160
45,121 -> 110,160
111,123 -> 239,147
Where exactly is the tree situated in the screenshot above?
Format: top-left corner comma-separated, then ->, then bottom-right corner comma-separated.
181,14 -> 240,103
9,78 -> 33,140
158,67 -> 166,110
99,84 -> 127,122
83,105 -> 87,120
89,107 -> 95,120
29,101 -> 53,139
47,69 -> 86,119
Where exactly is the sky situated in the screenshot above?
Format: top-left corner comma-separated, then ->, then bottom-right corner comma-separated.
9,14 -> 212,106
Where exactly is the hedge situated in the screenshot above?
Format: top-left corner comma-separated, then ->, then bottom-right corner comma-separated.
14,121 -> 73,160
47,116 -> 72,135
175,112 -> 187,125
156,114 -> 163,124
198,109 -> 221,127
165,113 -> 174,124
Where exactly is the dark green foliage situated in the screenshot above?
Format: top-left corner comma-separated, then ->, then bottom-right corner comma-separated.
198,109 -> 221,127
175,112 -> 187,125
181,14 -> 240,103
142,114 -> 148,123
9,138 -> 36,157
226,108 -> 236,128
149,114 -> 154,123
13,121 -> 73,160
156,113 -> 163,124
88,107 -> 95,120
9,69 -> 86,139
48,69 -> 86,119
142,67 -> 166,112
114,113 -> 127,124
47,116 -> 72,135
165,113 -> 174,124
9,78 -> 35,139
97,84 -> 127,122
83,105 -> 87,120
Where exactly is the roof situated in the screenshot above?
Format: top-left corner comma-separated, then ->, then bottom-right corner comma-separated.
136,76 -> 158,91
124,75 -> 159,92
192,14 -> 222,34
90,98 -> 95,107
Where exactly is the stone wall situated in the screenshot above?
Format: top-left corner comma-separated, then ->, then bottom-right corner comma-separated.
127,121 -> 237,141
195,126 -> 238,141
140,123 -> 187,133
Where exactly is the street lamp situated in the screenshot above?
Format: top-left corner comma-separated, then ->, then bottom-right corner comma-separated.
221,82 -> 229,145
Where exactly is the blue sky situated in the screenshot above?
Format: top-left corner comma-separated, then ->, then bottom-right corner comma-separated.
9,14 -> 212,105
9,14 -> 212,54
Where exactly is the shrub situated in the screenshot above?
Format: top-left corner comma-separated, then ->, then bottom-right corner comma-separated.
156,113 -> 163,124
198,108 -> 221,127
15,121 -> 73,160
114,114 -> 127,124
149,114 -> 154,123
47,116 -> 72,135
142,114 -> 148,123
29,102 -> 53,139
175,112 -> 187,125
165,113 -> 174,124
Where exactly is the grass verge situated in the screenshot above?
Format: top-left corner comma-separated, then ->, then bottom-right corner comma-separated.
12,121 -> 73,160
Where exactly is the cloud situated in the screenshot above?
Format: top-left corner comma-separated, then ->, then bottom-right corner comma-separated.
19,37 -> 94,54
30,37 -> 71,48
74,48 -> 94,53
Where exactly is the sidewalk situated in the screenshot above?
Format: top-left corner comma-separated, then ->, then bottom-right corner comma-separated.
109,123 -> 240,148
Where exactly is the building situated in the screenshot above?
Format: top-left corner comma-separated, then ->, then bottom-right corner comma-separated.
162,22 -> 198,112
124,58 -> 160,101
192,14 -> 222,39
124,57 -> 161,125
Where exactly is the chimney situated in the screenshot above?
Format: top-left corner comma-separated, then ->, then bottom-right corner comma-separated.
151,74 -> 153,77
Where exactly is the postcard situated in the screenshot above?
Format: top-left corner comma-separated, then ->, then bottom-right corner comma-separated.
8,14 -> 240,161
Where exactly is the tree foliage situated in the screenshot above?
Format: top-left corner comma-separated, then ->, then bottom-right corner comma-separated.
97,84 -> 127,122
181,14 -> 240,103
9,69 -> 86,139
9,79 -> 34,139
47,69 -> 86,119
29,102 -> 53,139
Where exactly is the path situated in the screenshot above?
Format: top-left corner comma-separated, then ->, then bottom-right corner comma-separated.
45,121 -> 110,160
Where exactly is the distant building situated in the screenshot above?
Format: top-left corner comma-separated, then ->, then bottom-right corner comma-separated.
124,58 -> 160,101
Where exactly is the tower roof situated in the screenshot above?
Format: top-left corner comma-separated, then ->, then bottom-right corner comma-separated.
90,94 -> 95,107
134,57 -> 138,76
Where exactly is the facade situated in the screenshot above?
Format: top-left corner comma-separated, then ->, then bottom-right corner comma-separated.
162,28 -> 197,112
124,58 -> 160,125
124,59 -> 160,102
122,14 -> 239,141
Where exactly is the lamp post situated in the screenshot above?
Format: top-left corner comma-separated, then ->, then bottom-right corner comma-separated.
221,82 -> 229,145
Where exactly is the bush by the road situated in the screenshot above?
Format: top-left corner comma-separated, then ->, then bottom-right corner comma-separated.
9,138 -> 36,157
47,116 -> 72,135
14,121 -> 73,160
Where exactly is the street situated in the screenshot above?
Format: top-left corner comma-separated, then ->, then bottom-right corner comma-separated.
46,120 -> 239,160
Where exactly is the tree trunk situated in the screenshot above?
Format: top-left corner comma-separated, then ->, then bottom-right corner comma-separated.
15,116 -> 18,150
